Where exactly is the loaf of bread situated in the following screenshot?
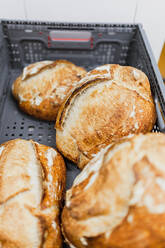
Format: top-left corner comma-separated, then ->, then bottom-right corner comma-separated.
62,133 -> 165,248
56,64 -> 156,169
0,139 -> 66,248
12,60 -> 86,121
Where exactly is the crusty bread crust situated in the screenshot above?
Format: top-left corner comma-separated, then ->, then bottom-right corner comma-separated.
62,133 -> 165,248
56,64 -> 156,169
0,139 -> 66,248
12,60 -> 86,121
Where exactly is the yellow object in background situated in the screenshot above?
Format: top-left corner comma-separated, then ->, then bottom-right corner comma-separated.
158,42 -> 165,80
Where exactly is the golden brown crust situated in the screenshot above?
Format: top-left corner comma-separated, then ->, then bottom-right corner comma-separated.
62,133 -> 165,248
0,139 -> 66,248
33,141 -> 66,248
12,60 -> 86,121
56,64 -> 156,169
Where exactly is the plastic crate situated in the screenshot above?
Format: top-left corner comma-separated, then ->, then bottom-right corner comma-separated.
0,20 -> 165,247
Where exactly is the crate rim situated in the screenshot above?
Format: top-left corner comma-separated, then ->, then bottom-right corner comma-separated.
0,18 -> 142,28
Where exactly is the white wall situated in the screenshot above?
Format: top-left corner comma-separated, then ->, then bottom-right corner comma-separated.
0,0 -> 164,61
135,0 -> 165,62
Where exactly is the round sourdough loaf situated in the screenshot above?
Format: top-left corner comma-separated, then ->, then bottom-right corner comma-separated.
0,139 -> 66,248
56,64 -> 156,169
62,133 -> 165,248
12,60 -> 86,121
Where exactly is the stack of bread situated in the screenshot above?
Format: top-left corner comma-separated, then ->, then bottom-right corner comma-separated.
1,59 -> 164,248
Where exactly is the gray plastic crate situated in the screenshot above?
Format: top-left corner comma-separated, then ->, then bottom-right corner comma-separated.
0,20 -> 165,247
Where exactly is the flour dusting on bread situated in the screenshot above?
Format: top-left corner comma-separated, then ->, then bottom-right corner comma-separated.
130,105 -> 136,118
73,146 -> 109,188
129,180 -> 145,205
77,65 -> 111,86
32,96 -> 43,106
80,237 -> 88,246
127,214 -> 134,223
0,146 -> 4,156
143,194 -> 165,214
95,64 -> 111,77
55,86 -> 68,99
156,177 -> 165,192
46,149 -> 57,167
27,142 -> 43,205
22,61 -> 53,80
132,69 -> 140,80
